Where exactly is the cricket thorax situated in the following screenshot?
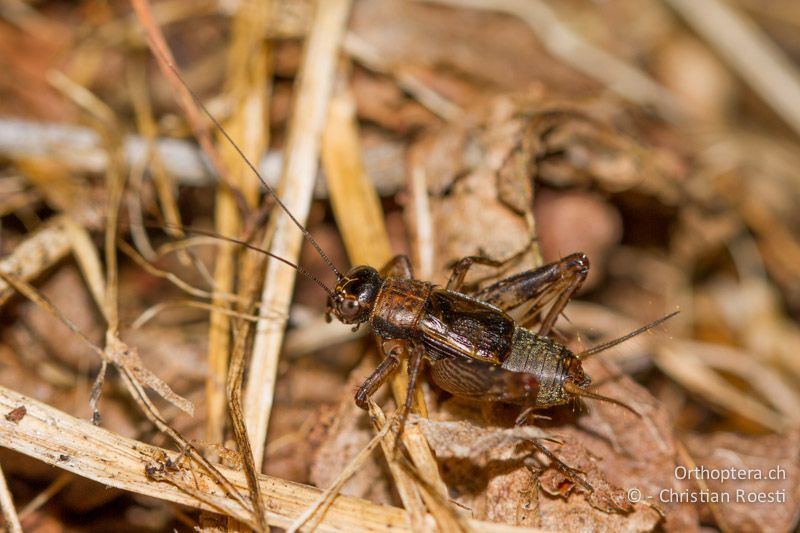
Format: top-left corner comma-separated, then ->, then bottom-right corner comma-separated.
369,277 -> 434,339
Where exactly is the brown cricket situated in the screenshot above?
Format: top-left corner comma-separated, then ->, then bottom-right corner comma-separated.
326,253 -> 676,427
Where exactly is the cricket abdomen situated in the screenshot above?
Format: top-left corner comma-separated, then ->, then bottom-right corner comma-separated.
502,327 -> 572,406
429,327 -> 573,407
429,356 -> 539,402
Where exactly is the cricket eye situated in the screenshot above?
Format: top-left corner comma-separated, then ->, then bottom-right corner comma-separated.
340,298 -> 362,318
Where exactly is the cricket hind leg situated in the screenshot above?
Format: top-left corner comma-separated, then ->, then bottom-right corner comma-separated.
515,405 -> 594,492
473,252 -> 589,337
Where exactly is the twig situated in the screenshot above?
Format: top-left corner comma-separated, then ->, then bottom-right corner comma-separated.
243,0 -> 353,466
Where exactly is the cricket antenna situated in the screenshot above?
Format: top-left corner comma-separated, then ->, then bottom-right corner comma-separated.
563,381 -> 640,417
157,51 -> 343,281
576,310 -> 679,360
163,225 -> 336,298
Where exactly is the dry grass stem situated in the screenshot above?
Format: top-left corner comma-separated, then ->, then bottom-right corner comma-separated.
0,268 -> 265,521
244,0 -> 353,466
63,218 -> 107,316
343,33 -> 464,122
131,299 -> 282,330
117,239 -> 218,300
17,472 -> 72,521
323,75 -> 393,265
368,401 -> 428,532
130,0 -> 245,212
283,316 -> 370,358
408,166 -> 435,280
0,384 -> 405,531
0,382 -> 526,531
126,58 -> 189,261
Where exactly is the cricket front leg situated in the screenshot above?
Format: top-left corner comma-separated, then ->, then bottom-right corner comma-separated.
352,256 -> 412,410
354,339 -> 425,443
354,340 -> 403,409
473,253 -> 589,336
396,341 -> 426,441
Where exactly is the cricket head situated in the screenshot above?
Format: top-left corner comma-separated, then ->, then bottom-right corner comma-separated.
326,266 -> 382,325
